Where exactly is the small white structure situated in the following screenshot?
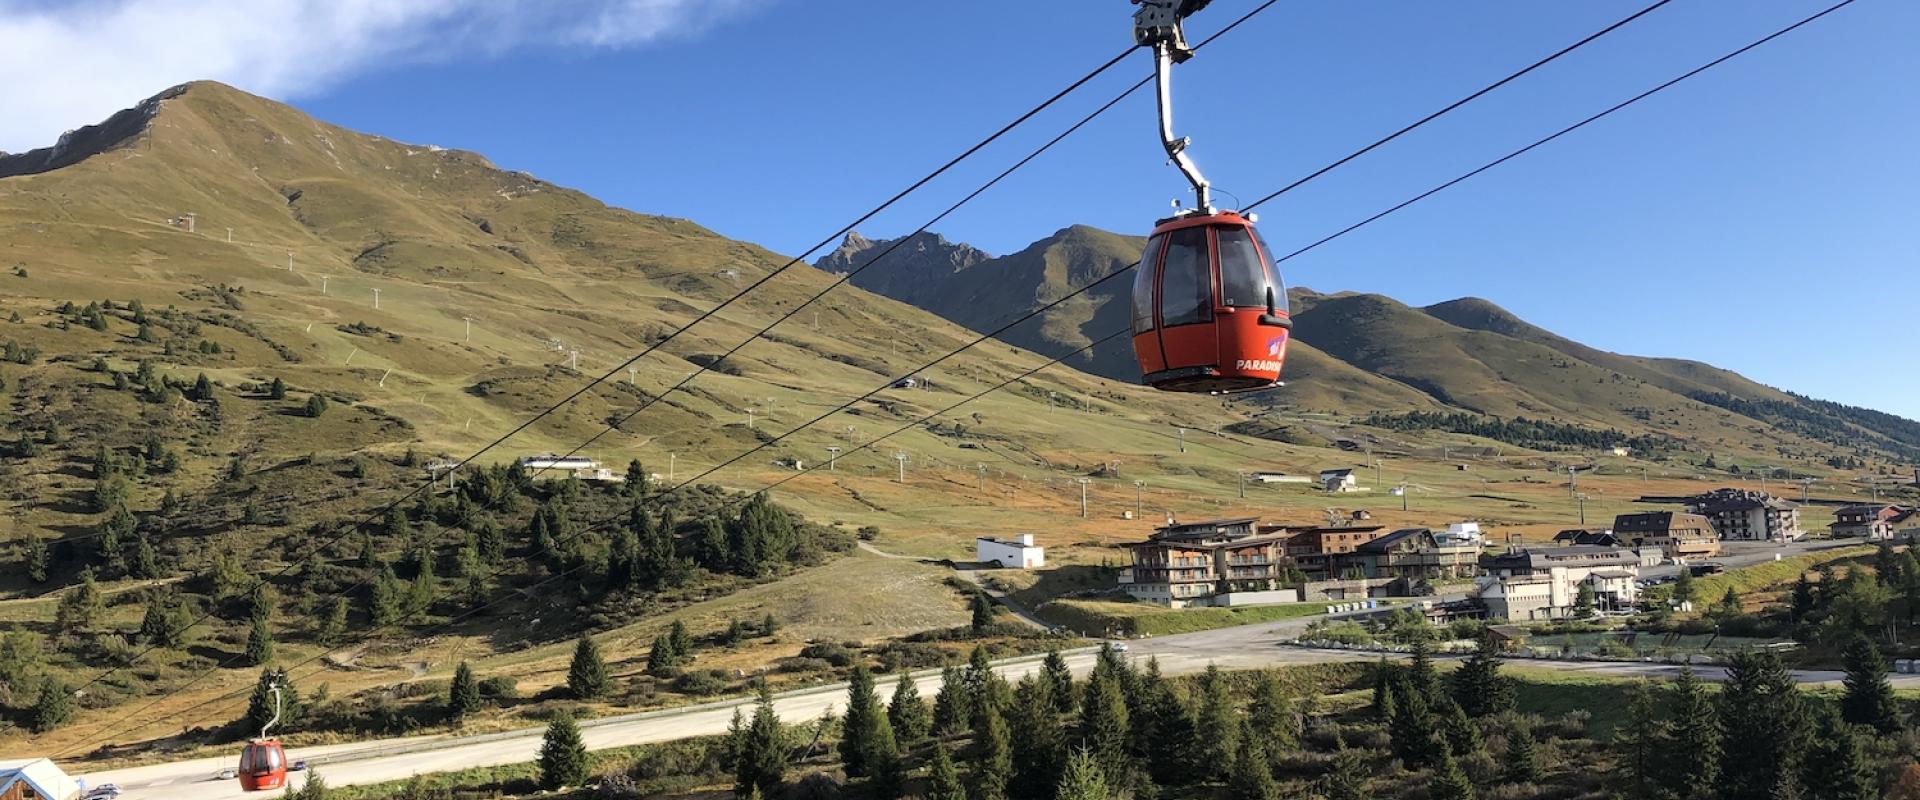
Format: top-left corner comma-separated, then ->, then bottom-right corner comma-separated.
1319,469 -> 1358,492
0,758 -> 80,800
516,454 -> 619,482
1435,522 -> 1484,547
976,534 -> 1045,569
1249,471 -> 1311,484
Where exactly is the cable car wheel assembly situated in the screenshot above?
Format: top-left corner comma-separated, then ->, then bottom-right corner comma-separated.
1129,0 -> 1292,395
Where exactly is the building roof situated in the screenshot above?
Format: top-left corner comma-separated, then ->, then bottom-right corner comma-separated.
0,759 -> 79,800
1318,468 -> 1355,477
976,537 -> 1039,549
1357,528 -> 1431,553
1589,569 -> 1637,579
1483,545 -> 1641,571
1614,511 -> 1716,533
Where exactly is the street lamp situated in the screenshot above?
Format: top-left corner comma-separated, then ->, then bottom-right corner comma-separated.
826,446 -> 840,471
1077,478 -> 1090,518
1133,480 -> 1145,517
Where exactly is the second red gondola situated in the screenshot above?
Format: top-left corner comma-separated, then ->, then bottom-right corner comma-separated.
1130,210 -> 1290,393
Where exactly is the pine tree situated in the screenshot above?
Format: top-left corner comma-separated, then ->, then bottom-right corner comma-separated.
735,684 -> 787,797
1043,649 -> 1077,713
242,669 -> 299,735
1322,737 -> 1372,800
1720,650 -> 1808,800
449,661 -> 482,721
934,664 -> 968,736
1133,658 -> 1196,787
30,679 -> 73,733
668,620 -> 693,662
287,770 -> 328,800
1503,718 -> 1541,785
761,612 -> 778,637
1575,582 -> 1596,618
1408,638 -> 1439,703
537,711 -> 589,789
970,697 -> 1013,800
1078,655 -> 1131,781
1192,665 -> 1239,768
697,516 -> 730,572
1656,667 -> 1722,800
368,563 -> 401,627
129,534 -> 160,579
1674,568 -> 1697,606
970,591 -> 995,633
842,663 -> 880,777
1246,669 -> 1298,754
888,670 -> 932,743
1840,634 -> 1903,733
56,568 -> 104,632
25,535 -> 48,583
1389,674 -> 1443,769
1439,697 -> 1482,758
1054,748 -> 1111,800
926,745 -> 966,800
1008,673 -> 1066,799
245,614 -> 275,666
1430,748 -> 1477,800
269,376 -> 286,399
1804,706 -> 1875,800
139,594 -> 182,648
567,635 -> 610,699
318,597 -> 349,646
1620,681 -> 1660,797
1451,634 -> 1513,717
867,713 -> 905,800
1791,574 -> 1816,622
647,634 -> 680,678
1227,718 -> 1281,800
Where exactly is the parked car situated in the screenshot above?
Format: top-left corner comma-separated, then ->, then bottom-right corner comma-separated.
292,760 -> 308,772
82,784 -> 121,800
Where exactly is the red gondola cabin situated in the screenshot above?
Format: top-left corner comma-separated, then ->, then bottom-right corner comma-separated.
238,738 -> 288,791
1130,211 -> 1291,393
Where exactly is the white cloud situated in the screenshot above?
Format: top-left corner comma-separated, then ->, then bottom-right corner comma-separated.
0,0 -> 765,153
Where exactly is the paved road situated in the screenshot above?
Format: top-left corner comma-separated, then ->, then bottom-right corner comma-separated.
1638,538 -> 1860,582
84,604 -> 1914,799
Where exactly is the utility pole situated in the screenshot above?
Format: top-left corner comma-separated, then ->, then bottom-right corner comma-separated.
628,366 -> 638,386
344,347 -> 358,365
1133,480 -> 1145,517
320,276 -> 328,295
1049,392 -> 1058,415
372,288 -> 381,309
226,228 -> 232,243
1642,466 -> 1648,482
1567,466 -> 1578,497
977,464 -> 986,493
895,453 -> 908,483
1373,459 -> 1382,487
1401,483 -> 1410,512
826,447 -> 840,471
747,408 -> 755,430
462,317 -> 473,343
1577,493 -> 1589,526
378,368 -> 391,387
1176,427 -> 1185,453
1801,478 -> 1814,503
1078,478 -> 1090,518
1238,472 -> 1246,499
287,251 -> 294,271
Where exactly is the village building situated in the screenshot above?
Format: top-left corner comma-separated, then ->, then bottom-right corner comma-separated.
1685,488 -> 1802,541
0,759 -> 79,800
1318,468 -> 1359,492
975,534 -> 1045,568
1613,511 -> 1722,560
1831,504 -> 1904,540
1474,546 -> 1642,621
1349,528 -> 1480,582
1119,518 -> 1295,606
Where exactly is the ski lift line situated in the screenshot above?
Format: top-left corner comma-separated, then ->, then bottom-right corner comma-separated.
66,2 -> 1843,745
522,0 -> 1290,493
46,52 -> 1164,751
1261,0 -> 1861,264
1239,0 -> 1675,212
94,329 -> 1144,747
33,42 -> 1151,741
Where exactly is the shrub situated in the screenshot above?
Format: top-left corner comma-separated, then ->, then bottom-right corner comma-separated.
777,657 -> 835,674
671,669 -> 729,696
799,642 -> 856,667
478,676 -> 519,700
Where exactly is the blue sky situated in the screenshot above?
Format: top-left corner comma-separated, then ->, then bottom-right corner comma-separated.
8,1 -> 1914,418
